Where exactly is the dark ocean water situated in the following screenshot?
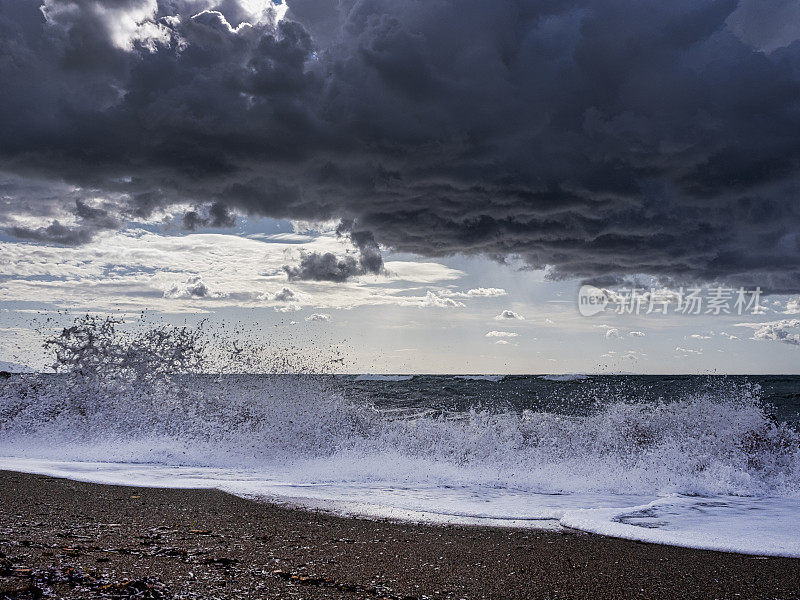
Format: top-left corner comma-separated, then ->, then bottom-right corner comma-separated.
340,374 -> 800,423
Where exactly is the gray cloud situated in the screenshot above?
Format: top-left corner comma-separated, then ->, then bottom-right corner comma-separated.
164,274 -> 214,298
345,227 -> 385,277
305,312 -> 331,321
283,224 -> 385,281
727,0 -> 800,52
2,1 -> 800,290
283,252 -> 360,282
181,203 -> 237,230
8,221 -> 98,246
272,286 -> 296,302
3,188 -> 121,245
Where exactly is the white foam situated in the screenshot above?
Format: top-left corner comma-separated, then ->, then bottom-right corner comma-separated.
560,495 -> 800,557
0,456 -> 634,527
538,374 -> 589,381
454,375 -> 505,382
3,455 -> 799,557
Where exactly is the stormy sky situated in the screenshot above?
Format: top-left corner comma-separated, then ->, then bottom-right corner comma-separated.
2,0 -> 800,372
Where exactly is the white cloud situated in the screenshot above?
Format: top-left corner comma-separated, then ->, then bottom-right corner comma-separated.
290,219 -> 340,235
42,0 -> 171,53
444,287 -> 507,298
0,229 -> 469,312
163,275 -> 220,299
485,331 -> 518,338
628,330 -> 645,337
675,346 -> 703,355
305,313 -> 331,322
466,287 -> 506,297
384,262 -> 464,283
494,309 -> 524,320
418,291 -> 465,308
601,349 -> 647,361
689,333 -> 712,339
735,319 -> 800,345
785,297 -> 800,314
275,304 -> 301,313
494,340 -> 510,345
605,328 -> 620,338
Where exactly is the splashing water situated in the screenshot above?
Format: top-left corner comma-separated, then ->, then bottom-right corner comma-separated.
1,317 -> 800,556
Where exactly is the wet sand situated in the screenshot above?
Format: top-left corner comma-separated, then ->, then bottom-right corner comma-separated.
1,470 -> 798,599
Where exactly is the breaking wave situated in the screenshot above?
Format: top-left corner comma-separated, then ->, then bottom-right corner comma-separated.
2,376 -> 797,498
0,317 -> 797,499
1,316 -> 800,556
354,374 -> 414,382
539,374 -> 589,382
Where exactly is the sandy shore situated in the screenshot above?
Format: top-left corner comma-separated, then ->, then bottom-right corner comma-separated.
1,470 -> 798,599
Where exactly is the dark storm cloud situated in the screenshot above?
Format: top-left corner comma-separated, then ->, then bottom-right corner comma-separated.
8,221 -> 98,245
3,1 -> 800,290
181,202 -> 237,230
283,251 -> 362,282
7,198 -> 120,245
283,223 -> 384,281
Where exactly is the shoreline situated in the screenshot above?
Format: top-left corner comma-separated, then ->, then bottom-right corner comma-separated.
2,471 -> 800,599
5,456 -> 799,558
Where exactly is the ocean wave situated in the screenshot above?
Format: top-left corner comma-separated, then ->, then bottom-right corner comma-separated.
538,374 -> 589,382
354,374 -> 414,382
2,317 -> 799,556
2,371 -> 797,499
